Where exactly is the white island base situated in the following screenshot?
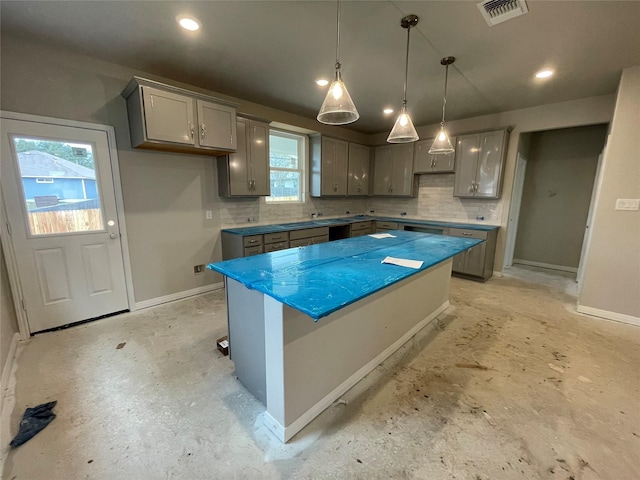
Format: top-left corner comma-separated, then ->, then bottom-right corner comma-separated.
225,259 -> 453,442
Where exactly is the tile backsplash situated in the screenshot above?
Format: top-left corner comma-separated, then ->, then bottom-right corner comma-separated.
219,174 -> 502,228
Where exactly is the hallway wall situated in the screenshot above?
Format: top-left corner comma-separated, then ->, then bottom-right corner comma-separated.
513,125 -> 607,270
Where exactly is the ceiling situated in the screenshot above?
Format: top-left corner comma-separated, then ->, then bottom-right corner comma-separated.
1,1 -> 639,134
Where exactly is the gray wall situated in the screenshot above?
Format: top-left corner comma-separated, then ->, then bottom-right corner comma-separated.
578,66 -> 640,319
514,125 -> 607,269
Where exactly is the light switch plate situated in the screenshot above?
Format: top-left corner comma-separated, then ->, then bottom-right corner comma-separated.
615,199 -> 640,211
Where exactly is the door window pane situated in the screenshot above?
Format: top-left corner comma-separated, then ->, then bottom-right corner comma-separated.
12,137 -> 105,235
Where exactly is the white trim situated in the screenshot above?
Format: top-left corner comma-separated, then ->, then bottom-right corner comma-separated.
1,332 -> 20,411
133,282 -> 224,310
1,192 -> 31,339
576,305 -> 640,327
512,259 -> 578,273
265,300 -> 450,443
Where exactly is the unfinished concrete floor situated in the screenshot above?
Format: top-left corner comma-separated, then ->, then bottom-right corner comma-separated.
2,268 -> 639,479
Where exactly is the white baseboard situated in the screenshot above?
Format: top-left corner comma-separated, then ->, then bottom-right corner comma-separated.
513,259 -> 578,273
1,332 -> 20,412
133,282 -> 224,311
265,300 -> 450,443
576,304 -> 640,327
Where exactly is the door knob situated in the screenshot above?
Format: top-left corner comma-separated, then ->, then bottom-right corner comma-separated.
110,233 -> 118,239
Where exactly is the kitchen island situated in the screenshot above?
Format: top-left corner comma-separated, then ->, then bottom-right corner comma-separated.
208,231 -> 482,442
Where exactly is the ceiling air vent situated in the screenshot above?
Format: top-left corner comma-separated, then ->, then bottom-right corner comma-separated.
477,0 -> 528,26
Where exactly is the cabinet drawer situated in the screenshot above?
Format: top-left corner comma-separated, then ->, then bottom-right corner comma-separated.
350,229 -> 371,238
264,242 -> 290,252
243,245 -> 263,256
448,228 -> 487,240
289,227 -> 329,241
242,235 -> 263,247
289,235 -> 329,248
264,232 -> 289,244
376,221 -> 398,230
350,221 -> 372,232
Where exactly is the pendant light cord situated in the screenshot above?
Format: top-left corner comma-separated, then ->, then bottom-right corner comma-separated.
441,63 -> 449,125
335,0 -> 341,70
402,24 -> 411,105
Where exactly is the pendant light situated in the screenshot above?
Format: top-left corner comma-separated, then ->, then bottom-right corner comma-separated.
429,56 -> 456,154
387,15 -> 419,144
317,0 -> 359,125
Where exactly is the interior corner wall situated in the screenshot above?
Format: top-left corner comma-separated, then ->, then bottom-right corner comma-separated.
513,125 -> 607,269
578,66 -> 640,320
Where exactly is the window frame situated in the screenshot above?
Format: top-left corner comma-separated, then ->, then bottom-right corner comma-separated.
265,127 -> 307,204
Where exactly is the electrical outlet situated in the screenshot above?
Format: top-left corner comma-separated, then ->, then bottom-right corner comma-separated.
205,210 -> 213,220
615,199 -> 640,211
193,265 -> 204,274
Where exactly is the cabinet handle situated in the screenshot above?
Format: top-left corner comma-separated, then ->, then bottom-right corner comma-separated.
200,123 -> 206,140
462,232 -> 472,236
272,236 -> 281,240
474,183 -> 479,193
388,185 -> 393,192
248,239 -> 258,244
469,184 -> 474,193
189,122 -> 194,140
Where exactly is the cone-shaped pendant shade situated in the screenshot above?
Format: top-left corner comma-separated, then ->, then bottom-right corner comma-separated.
387,105 -> 418,143
317,69 -> 360,125
428,125 -> 455,154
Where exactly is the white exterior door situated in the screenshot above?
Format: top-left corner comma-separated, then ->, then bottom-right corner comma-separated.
1,117 -> 129,333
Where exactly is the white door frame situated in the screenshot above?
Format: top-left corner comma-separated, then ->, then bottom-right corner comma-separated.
0,110 -> 135,338
503,152 -> 528,268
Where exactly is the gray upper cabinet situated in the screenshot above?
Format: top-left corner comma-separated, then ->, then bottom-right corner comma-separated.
122,77 -> 238,155
373,144 -> 417,197
310,135 -> 349,197
453,129 -> 509,198
347,143 -> 371,196
217,116 -> 271,197
413,137 -> 456,174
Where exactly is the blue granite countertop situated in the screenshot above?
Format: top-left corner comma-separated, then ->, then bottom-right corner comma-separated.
222,215 -> 498,236
208,230 -> 482,320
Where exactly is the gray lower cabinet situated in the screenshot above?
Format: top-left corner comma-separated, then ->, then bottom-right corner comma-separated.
289,227 -> 330,247
218,116 -> 270,196
350,221 -> 373,237
264,232 -> 289,253
375,221 -> 399,232
448,227 -> 497,281
413,137 -> 456,173
453,129 -> 509,198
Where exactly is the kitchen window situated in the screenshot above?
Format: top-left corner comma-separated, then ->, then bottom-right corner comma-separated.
266,129 -> 306,203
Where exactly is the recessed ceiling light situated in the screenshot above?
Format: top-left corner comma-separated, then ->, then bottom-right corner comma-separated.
383,108 -> 394,115
177,16 -> 201,31
316,79 -> 329,87
535,69 -> 554,79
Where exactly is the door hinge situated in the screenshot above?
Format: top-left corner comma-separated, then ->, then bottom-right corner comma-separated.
5,221 -> 11,237
21,298 -> 26,311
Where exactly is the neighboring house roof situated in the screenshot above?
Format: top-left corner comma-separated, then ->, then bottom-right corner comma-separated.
17,150 -> 96,179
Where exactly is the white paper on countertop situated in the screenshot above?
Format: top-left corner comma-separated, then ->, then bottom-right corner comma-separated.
381,256 -> 424,269
369,233 -> 396,239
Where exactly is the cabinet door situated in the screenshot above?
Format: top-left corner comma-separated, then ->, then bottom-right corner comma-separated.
373,146 -> 393,195
320,137 -> 348,196
142,86 -> 194,145
227,118 -> 250,195
197,100 -> 237,151
413,139 -> 434,173
475,130 -> 506,198
390,144 -> 415,196
464,242 -> 487,277
431,136 -> 456,173
453,134 -> 480,197
348,143 -> 370,195
451,252 -> 466,273
248,120 -> 270,196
